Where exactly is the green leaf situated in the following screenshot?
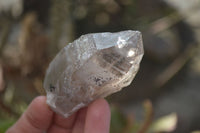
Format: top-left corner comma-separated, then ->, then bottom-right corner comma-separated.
0,119 -> 16,133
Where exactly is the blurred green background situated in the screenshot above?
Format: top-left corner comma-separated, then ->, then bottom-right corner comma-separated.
0,0 -> 200,132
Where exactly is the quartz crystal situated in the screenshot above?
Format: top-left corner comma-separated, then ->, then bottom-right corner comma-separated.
44,30 -> 144,117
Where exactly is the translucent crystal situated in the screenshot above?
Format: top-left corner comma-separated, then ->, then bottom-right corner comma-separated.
44,30 -> 144,117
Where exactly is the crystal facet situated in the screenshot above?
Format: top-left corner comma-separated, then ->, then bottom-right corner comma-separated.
44,30 -> 144,117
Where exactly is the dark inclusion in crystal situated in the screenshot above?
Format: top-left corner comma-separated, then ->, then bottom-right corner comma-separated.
49,84 -> 56,92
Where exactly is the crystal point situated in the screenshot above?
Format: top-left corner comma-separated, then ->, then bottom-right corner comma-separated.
44,30 -> 144,117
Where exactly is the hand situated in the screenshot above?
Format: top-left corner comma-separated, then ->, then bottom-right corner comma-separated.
6,96 -> 110,133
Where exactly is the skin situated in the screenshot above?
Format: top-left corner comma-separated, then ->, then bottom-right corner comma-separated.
6,96 -> 111,133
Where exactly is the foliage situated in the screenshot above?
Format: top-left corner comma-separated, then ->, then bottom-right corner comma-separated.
0,119 -> 16,133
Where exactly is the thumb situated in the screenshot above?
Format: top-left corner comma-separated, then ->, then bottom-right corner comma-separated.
6,96 -> 53,133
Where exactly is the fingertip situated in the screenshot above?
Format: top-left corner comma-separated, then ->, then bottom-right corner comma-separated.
32,96 -> 46,104
85,99 -> 111,133
30,96 -> 53,115
53,111 -> 78,129
25,96 -> 54,129
89,99 -> 110,119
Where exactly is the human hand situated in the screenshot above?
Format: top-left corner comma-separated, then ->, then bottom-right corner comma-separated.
6,96 -> 110,133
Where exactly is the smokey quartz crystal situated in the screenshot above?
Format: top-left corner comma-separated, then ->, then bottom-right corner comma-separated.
44,30 -> 144,117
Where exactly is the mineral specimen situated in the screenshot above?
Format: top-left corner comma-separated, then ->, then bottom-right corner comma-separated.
44,30 -> 144,117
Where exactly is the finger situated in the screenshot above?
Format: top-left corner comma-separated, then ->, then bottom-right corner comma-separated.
6,96 -> 53,133
72,107 -> 87,133
47,112 -> 77,133
54,111 -> 77,129
84,99 -> 111,133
